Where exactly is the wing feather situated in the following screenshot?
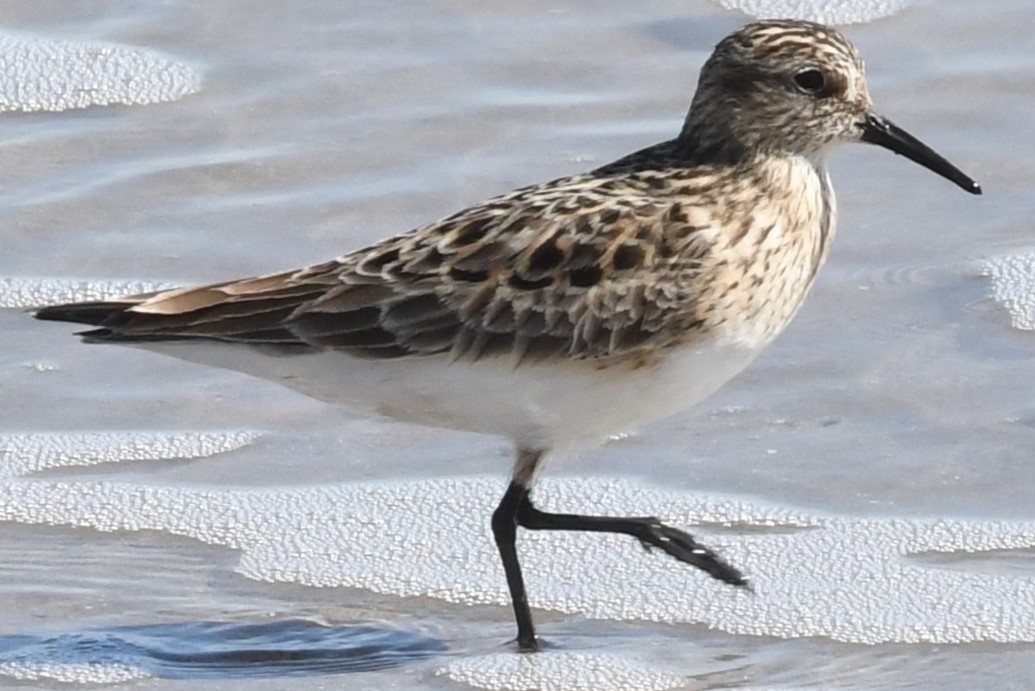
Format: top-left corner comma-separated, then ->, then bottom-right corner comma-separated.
36,162 -> 720,364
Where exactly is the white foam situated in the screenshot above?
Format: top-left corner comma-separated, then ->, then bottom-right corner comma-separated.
2,473 -> 1035,645
0,661 -> 150,684
439,652 -> 684,691
983,252 -> 1035,331
0,430 -> 260,478
0,31 -> 200,112
0,277 -> 172,309
711,0 -> 910,24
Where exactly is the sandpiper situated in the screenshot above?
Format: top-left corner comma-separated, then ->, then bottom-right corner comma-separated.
34,19 -> 980,650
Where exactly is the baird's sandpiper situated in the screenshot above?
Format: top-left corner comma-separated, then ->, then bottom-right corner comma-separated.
35,19 -> 980,650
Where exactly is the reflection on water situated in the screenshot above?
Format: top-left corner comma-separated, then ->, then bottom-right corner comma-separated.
0,619 -> 447,682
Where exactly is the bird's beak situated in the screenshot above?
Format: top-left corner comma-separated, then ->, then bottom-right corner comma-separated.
859,112 -> 981,195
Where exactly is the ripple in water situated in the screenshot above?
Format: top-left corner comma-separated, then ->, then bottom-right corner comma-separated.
0,619 -> 447,683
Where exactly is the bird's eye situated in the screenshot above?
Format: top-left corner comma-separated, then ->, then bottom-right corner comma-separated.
793,68 -> 827,94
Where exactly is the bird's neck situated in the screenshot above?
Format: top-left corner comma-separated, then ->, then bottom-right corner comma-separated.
676,92 -> 760,163
672,127 -> 751,166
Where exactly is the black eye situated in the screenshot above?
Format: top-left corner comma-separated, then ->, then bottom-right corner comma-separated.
793,68 -> 826,94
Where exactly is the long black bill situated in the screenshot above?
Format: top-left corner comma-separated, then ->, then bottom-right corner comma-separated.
859,113 -> 981,195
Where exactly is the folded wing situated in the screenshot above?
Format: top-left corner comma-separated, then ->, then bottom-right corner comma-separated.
36,176 -> 716,364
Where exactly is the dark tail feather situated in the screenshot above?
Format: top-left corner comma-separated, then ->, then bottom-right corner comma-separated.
33,301 -> 134,328
34,301 -> 145,342
33,301 -> 310,347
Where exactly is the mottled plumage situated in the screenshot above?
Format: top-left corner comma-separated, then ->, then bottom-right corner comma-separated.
34,20 -> 980,650
40,142 -> 822,364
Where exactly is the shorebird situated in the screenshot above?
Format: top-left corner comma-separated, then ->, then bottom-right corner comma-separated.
34,19 -> 980,650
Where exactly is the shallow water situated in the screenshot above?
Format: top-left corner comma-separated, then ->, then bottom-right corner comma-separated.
1,0 -> 1034,689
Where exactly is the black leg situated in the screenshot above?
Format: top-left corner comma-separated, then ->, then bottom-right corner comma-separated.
491,481 -> 539,651
515,491 -> 748,588
490,479 -> 749,653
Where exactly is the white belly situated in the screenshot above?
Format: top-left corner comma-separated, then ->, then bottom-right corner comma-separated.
138,332 -> 760,452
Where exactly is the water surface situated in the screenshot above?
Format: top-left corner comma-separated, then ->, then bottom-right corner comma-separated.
1,1 -> 1033,688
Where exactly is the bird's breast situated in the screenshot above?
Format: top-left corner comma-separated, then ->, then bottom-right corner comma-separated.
701,155 -> 835,350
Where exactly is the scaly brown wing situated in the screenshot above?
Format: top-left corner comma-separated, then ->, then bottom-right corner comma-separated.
36,171 -> 718,364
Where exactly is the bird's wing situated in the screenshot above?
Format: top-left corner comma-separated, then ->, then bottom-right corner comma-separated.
36,175 -> 719,363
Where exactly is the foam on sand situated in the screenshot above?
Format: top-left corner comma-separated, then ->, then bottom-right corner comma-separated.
3,464 -> 1035,646
984,252 -> 1035,332
712,0 -> 911,24
0,31 -> 200,112
0,277 -> 173,310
